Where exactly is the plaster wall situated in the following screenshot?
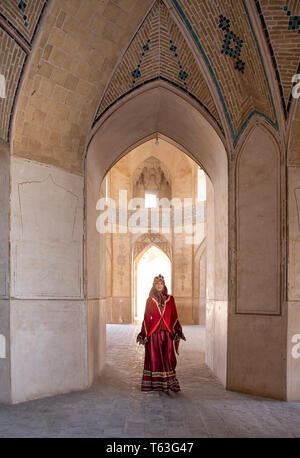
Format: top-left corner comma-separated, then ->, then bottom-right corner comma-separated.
9,156 -> 88,403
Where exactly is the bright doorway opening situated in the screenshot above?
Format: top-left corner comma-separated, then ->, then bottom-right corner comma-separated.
135,245 -> 171,322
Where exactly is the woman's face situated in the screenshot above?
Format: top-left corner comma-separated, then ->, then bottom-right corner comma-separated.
155,280 -> 164,292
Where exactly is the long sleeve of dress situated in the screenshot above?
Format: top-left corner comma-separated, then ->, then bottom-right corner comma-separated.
172,299 -> 186,355
136,298 -> 151,345
173,319 -> 186,342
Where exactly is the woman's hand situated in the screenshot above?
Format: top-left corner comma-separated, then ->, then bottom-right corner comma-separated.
136,333 -> 147,345
173,332 -> 186,342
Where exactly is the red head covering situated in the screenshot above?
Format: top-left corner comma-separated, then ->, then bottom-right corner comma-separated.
149,274 -> 168,299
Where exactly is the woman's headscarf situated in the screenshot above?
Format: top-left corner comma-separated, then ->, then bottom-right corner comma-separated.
148,274 -> 168,300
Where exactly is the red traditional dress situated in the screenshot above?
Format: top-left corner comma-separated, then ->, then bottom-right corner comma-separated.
137,289 -> 186,392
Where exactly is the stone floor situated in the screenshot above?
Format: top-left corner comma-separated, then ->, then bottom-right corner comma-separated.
0,325 -> 300,438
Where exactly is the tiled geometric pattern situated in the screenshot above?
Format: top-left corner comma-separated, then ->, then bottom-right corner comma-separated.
219,15 -> 245,74
283,5 -> 300,32
174,0 -> 277,144
94,0 -> 222,132
18,0 -> 29,28
0,0 -> 48,141
255,0 -> 300,119
170,39 -> 189,89
131,39 -> 150,87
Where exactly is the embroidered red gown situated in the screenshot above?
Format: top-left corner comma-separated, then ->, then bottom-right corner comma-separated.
137,292 -> 186,392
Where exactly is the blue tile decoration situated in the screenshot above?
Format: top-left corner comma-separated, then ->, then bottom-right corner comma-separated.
283,5 -> 300,32
131,68 -> 141,80
178,69 -> 189,81
235,59 -> 245,73
283,5 -> 300,33
131,39 -> 150,88
219,14 -> 230,32
219,15 -> 245,73
169,39 -> 189,88
18,0 -> 28,27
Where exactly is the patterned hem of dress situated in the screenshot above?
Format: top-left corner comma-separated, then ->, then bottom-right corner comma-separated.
141,377 -> 181,392
141,385 -> 181,393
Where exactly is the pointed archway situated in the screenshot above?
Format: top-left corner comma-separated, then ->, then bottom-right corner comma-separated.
86,82 -> 228,388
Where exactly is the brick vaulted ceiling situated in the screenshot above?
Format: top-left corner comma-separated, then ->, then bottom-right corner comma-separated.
0,0 -> 299,173
94,0 -> 223,132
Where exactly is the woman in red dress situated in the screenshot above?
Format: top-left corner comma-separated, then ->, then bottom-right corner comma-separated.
136,274 -> 186,393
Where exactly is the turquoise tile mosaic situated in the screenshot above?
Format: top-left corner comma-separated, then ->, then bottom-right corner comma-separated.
18,0 -> 28,27
169,39 -> 189,88
131,39 -> 150,88
284,5 -> 300,32
219,15 -> 245,73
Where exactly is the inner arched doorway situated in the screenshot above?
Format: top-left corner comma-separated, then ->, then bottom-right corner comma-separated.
135,245 -> 172,323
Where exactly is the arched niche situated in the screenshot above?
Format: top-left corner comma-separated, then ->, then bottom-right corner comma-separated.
235,124 -> 281,315
227,123 -> 285,400
85,81 -> 229,387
